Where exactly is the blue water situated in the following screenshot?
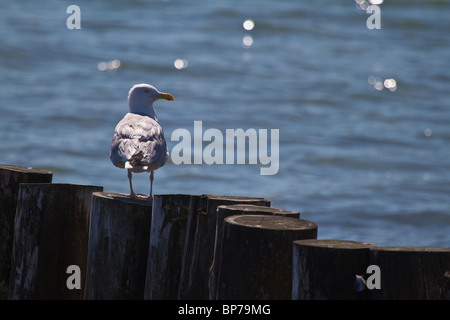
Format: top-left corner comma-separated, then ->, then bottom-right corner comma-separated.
1,1 -> 450,247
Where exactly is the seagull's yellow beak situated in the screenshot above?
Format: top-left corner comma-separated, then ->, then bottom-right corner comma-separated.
157,92 -> 175,101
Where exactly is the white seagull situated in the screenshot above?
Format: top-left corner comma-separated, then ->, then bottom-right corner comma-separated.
110,84 -> 174,200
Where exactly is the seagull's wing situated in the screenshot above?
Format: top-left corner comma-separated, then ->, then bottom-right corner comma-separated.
110,113 -> 169,170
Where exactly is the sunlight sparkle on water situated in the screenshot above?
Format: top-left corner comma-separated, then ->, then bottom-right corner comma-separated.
97,59 -> 120,71
368,76 -> 397,92
355,0 -> 383,10
242,35 -> 253,48
174,59 -> 189,70
243,19 -> 254,31
383,78 -> 397,92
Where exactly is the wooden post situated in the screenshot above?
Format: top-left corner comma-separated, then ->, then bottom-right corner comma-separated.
292,239 -> 375,300
0,164 -> 52,299
216,214 -> 318,300
178,195 -> 271,300
8,183 -> 102,300
144,194 -> 271,300
84,192 -> 153,300
368,246 -> 450,300
144,194 -> 196,300
209,204 -> 300,299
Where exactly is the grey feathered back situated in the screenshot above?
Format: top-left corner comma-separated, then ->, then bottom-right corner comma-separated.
110,113 -> 169,171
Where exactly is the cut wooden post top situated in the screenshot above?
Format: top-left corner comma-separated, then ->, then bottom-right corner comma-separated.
293,239 -> 376,249
92,192 -> 153,206
201,194 -> 270,203
0,164 -> 52,175
294,240 -> 450,251
218,204 -> 300,218
224,214 -> 316,231
370,246 -> 450,252
20,182 -> 102,188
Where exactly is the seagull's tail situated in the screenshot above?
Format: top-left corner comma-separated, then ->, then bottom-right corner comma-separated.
126,151 -> 149,168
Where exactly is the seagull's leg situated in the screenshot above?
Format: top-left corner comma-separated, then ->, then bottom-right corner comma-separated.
147,171 -> 154,201
128,169 -> 137,198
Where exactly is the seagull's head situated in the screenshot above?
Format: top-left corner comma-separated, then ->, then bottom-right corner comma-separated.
128,84 -> 174,116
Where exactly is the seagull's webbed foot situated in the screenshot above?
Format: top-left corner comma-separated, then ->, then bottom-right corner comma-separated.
130,192 -> 138,199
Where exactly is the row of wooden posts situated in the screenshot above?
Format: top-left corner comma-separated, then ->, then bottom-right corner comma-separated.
1,164 -> 449,300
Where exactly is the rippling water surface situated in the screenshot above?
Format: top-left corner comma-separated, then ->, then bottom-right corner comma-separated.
1,0 -> 449,246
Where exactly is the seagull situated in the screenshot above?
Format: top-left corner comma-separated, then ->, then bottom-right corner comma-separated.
110,84 -> 174,200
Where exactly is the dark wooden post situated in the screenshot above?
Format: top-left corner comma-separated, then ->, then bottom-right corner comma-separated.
292,239 -> 375,300
8,183 -> 102,300
144,194 -> 196,300
368,246 -> 450,300
209,204 -> 300,299
0,164 -> 52,299
144,194 -> 271,300
84,192 -> 153,300
178,195 -> 271,300
216,214 -> 317,300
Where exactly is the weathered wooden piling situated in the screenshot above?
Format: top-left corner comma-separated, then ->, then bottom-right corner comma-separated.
8,183 -> 102,300
177,195 -> 271,299
216,214 -> 317,300
368,246 -> 450,300
144,194 -> 196,300
292,239 -> 375,300
209,204 -> 300,299
84,192 -> 153,300
145,194 -> 271,300
0,164 -> 52,299
3,163 -> 449,301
